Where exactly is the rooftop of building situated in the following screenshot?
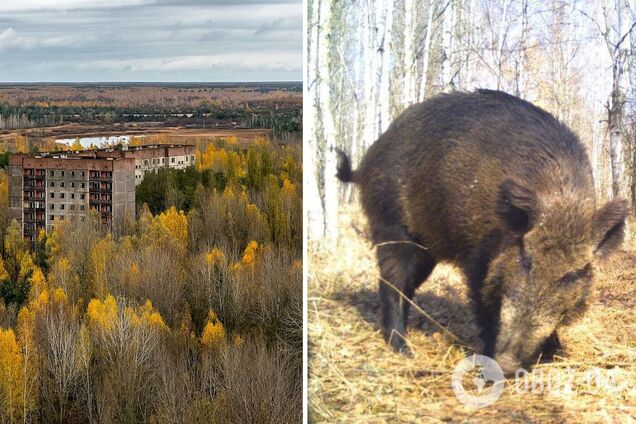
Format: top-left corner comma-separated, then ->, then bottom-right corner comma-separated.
10,143 -> 196,162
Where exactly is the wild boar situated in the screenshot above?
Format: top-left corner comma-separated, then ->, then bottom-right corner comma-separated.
336,89 -> 627,374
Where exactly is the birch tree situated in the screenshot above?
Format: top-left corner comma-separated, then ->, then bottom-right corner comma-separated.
594,0 -> 636,201
306,0 -> 636,242
318,0 -> 340,243
307,0 -> 326,240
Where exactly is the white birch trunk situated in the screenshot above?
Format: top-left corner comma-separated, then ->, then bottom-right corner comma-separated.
347,19 -> 362,202
418,1 -> 435,102
441,0 -> 454,89
318,0 -> 339,243
363,0 -> 379,147
516,0 -> 528,97
495,0 -> 509,89
306,0 -> 325,240
378,0 -> 394,133
403,0 -> 416,105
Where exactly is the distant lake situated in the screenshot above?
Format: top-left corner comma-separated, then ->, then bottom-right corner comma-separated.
55,135 -> 144,149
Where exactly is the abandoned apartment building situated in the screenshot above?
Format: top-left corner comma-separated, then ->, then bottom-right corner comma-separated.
9,144 -> 196,242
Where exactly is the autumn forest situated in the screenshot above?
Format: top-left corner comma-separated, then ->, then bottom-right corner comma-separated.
0,84 -> 302,422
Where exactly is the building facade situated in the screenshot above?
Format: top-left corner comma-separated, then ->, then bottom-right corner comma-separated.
9,144 -> 196,242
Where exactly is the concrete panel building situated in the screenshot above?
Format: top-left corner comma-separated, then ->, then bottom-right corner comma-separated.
9,144 -> 196,243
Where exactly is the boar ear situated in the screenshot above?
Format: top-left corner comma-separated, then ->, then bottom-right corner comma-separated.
497,179 -> 537,233
593,198 -> 628,257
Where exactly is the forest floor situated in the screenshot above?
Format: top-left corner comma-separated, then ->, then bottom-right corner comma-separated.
308,205 -> 636,423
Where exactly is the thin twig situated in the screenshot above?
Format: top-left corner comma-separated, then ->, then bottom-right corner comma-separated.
377,274 -> 468,347
374,240 -> 429,251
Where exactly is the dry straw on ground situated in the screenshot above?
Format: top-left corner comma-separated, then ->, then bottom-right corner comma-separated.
308,205 -> 636,423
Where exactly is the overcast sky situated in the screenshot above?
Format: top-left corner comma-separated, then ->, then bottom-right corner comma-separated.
0,0 -> 301,82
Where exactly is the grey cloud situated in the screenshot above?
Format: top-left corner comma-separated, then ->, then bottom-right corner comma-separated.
0,0 -> 301,81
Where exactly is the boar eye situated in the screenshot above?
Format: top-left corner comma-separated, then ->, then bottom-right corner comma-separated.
558,264 -> 591,286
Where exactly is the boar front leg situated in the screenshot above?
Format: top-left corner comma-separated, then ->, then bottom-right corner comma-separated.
377,242 -> 436,354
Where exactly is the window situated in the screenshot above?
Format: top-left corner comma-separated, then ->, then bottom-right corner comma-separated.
50,182 -> 55,187
71,182 -> 75,188
71,171 -> 75,177
144,160 -> 148,165
70,205 -> 75,211
80,194 -> 85,200
80,183 -> 85,188
60,204 -> 65,210
71,193 -> 75,199
49,204 -> 54,210
191,155 -> 194,161
186,156 -> 189,161
171,157 -> 175,163
60,182 -> 65,188
81,171 -> 85,177
49,171 -> 54,177
50,193 -> 54,199
60,193 -> 65,199
50,215 -> 54,221
61,171 -> 65,177
80,205 -> 85,211
60,215 -> 64,220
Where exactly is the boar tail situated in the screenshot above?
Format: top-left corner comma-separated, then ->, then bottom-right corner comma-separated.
336,148 -> 356,183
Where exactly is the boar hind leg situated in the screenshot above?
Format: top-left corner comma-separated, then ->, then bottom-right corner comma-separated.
377,242 -> 436,354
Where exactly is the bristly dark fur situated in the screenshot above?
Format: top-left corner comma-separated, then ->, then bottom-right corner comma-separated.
337,89 -> 627,361
336,148 -> 355,183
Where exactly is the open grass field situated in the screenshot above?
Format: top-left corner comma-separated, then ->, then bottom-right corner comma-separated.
0,123 -> 271,142
308,205 -> 636,423
0,125 -> 277,152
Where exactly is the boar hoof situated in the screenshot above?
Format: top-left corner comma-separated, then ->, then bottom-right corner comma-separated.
386,331 -> 412,355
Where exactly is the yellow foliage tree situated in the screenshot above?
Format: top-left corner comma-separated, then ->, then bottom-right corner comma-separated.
205,247 -> 226,268
241,240 -> 260,270
0,170 -> 8,223
28,267 -> 48,299
201,310 -> 225,349
0,328 -> 24,421
86,295 -> 118,331
15,305 -> 38,420
138,300 -> 169,333
70,138 -> 84,151
154,207 -> 188,253
0,258 -> 9,282
90,235 -> 114,298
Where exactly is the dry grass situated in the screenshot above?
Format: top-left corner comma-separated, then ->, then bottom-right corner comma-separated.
308,205 -> 636,423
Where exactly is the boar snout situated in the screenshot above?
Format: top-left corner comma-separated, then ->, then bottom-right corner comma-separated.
494,353 -> 522,376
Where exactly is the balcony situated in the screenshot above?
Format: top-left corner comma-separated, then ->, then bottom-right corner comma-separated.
89,174 -> 112,181
24,182 -> 45,189
23,196 -> 45,202
23,206 -> 45,212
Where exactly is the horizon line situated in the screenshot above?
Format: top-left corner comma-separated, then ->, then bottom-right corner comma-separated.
0,81 -> 302,84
